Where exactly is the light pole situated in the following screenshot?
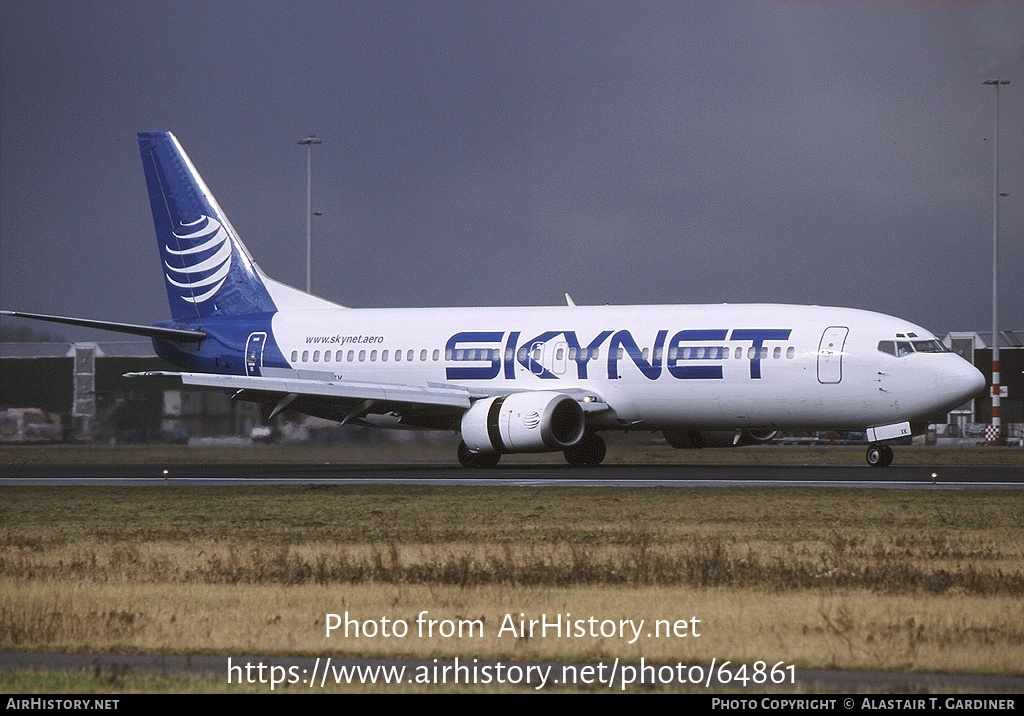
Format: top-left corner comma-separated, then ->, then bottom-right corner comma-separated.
983,79 -> 1008,444
298,134 -> 322,294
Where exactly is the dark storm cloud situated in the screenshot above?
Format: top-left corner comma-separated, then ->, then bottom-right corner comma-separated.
1,1 -> 1021,340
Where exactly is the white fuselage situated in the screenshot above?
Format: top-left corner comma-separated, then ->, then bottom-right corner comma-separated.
269,303 -> 983,433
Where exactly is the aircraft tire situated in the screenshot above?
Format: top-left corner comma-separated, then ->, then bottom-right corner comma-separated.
880,444 -> 894,467
564,433 -> 607,467
457,440 -> 501,468
866,443 -> 894,468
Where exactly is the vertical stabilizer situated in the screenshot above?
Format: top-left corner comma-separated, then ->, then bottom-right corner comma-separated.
138,131 -> 278,319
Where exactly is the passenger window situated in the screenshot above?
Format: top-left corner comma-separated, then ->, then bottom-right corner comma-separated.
395,349 -> 402,362
290,350 -> 298,362
735,347 -> 743,360
382,350 -> 389,362
302,350 -> 309,362
786,346 -> 795,359
370,350 -> 378,361
409,350 -> 415,362
323,351 -> 331,363
335,350 -> 343,362
359,350 -> 366,362
773,346 -> 781,359
641,348 -> 649,361
347,350 -> 355,362
432,349 -> 440,361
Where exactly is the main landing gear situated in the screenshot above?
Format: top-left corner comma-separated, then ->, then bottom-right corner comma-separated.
865,443 -> 894,468
456,434 -> 608,468
563,433 -> 607,467
457,441 -> 501,468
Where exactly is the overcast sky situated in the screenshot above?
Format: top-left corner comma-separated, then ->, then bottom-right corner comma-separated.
2,1 -> 1022,341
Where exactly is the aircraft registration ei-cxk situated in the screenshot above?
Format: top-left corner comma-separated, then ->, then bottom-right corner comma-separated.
2,132 -> 987,468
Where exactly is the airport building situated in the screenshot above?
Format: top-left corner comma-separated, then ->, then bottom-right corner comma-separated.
942,331 -> 1023,440
1,334 -> 1022,445
0,341 -> 260,443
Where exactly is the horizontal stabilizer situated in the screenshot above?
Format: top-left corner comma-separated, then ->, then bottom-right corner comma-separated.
0,310 -> 206,342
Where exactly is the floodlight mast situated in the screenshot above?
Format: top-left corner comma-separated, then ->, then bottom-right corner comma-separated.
982,80 -> 1008,443
298,134 -> 322,294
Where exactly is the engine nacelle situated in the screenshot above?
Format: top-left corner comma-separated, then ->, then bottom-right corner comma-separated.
461,392 -> 585,454
663,428 -> 778,449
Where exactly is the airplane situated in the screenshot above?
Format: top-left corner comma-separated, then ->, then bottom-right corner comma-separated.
1,131 -> 987,468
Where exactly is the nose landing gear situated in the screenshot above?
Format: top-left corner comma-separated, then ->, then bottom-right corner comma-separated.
866,443 -> 894,467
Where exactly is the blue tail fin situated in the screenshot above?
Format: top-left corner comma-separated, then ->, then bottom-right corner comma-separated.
138,131 -> 277,320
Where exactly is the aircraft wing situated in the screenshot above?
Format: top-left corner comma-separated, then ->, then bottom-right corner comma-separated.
126,369 -> 609,427
128,369 -> 471,406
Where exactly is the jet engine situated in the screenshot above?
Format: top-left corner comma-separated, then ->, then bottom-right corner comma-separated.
461,392 -> 585,454
663,428 -> 778,449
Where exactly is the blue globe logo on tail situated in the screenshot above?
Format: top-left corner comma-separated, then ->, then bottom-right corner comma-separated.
164,215 -> 232,305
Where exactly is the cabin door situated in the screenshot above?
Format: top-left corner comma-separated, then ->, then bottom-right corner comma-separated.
246,332 -> 267,376
817,326 -> 848,384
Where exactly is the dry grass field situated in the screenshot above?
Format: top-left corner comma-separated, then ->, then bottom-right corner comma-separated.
2,453 -> 1023,693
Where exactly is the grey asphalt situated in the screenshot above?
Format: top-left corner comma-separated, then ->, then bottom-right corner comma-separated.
1,462 -> 1021,488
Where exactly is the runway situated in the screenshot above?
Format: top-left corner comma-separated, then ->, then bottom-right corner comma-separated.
2,462 -> 1021,488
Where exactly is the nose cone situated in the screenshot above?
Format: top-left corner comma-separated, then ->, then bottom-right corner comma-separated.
939,356 -> 987,408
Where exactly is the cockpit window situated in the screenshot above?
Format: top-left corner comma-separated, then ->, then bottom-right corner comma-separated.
912,339 -> 947,353
879,338 -> 947,358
